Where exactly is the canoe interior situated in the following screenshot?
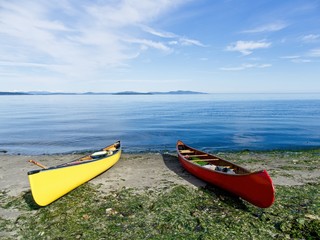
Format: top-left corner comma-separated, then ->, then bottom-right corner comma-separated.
177,140 -> 250,175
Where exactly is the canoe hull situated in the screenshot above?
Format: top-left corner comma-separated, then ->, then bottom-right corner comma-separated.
177,141 -> 275,208
28,142 -> 121,206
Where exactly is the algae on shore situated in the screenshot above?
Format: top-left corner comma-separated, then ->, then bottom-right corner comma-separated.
1,182 -> 319,239
0,149 -> 319,239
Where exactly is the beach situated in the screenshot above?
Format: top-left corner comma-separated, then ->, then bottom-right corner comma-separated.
1,151 -> 320,197
0,153 -> 320,196
1,150 -> 319,239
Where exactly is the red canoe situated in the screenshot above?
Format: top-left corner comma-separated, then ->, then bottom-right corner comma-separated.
176,140 -> 275,208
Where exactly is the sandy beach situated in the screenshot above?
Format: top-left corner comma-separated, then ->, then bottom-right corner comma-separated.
0,153 -> 203,198
1,151 -> 319,198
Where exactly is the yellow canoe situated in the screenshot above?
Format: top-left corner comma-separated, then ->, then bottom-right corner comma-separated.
27,141 -> 121,206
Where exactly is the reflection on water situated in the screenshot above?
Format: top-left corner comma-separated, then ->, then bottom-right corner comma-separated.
0,93 -> 319,154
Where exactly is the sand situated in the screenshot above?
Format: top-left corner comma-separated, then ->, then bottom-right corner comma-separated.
0,153 -> 205,198
1,152 -> 319,198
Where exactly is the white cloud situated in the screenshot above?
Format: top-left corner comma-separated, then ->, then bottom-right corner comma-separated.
291,59 -> 311,63
141,25 -> 178,38
179,37 -> 206,47
301,34 -> 320,42
258,64 -> 272,68
125,38 -> 172,53
281,55 -> 300,59
168,41 -> 179,45
86,0 -> 186,27
281,56 -> 311,63
0,0 -> 198,79
242,22 -> 288,33
226,40 -> 271,55
141,25 -> 206,47
308,48 -> 320,57
220,63 -> 271,71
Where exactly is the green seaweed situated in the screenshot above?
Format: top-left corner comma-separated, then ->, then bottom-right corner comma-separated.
0,182 -> 319,239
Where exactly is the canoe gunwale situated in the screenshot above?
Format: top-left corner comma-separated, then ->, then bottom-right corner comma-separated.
27,141 -> 121,176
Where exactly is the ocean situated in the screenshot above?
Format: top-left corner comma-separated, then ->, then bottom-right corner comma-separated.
0,93 -> 320,155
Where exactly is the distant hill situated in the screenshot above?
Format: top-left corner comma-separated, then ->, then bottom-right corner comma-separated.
0,92 -> 30,95
0,90 -> 207,95
151,90 -> 206,95
112,91 -> 153,95
113,90 -> 206,95
27,91 -> 80,95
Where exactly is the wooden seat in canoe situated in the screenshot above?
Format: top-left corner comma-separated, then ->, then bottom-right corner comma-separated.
187,154 -> 208,157
190,158 -> 220,162
179,150 -> 194,154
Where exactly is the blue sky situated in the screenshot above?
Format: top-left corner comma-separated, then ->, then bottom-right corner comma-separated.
1,0 -> 320,93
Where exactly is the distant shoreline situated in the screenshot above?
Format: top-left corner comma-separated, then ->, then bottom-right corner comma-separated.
0,90 -> 206,96
2,91 -> 320,96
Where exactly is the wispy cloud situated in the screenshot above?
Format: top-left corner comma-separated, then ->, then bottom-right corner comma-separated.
226,40 -> 271,55
141,25 -> 206,47
279,49 -> 318,65
141,25 -> 178,38
242,22 -> 288,33
220,63 -> 271,71
281,56 -> 301,59
291,59 -> 312,63
281,55 -> 311,63
301,34 -> 320,42
308,48 -> 320,57
0,0 -> 201,79
125,38 -> 172,53
179,37 -> 206,47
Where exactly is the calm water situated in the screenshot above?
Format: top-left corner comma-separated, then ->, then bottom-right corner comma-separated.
0,94 -> 320,155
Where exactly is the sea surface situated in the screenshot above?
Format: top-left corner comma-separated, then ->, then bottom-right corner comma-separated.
0,93 -> 320,155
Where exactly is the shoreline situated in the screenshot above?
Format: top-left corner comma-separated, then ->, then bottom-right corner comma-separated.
1,145 -> 320,156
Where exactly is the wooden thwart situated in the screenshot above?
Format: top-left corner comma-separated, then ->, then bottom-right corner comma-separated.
187,154 -> 208,157
190,158 -> 219,162
179,150 -> 194,154
79,156 -> 92,161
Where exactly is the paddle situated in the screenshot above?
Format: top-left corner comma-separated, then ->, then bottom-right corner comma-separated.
29,160 -> 47,169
